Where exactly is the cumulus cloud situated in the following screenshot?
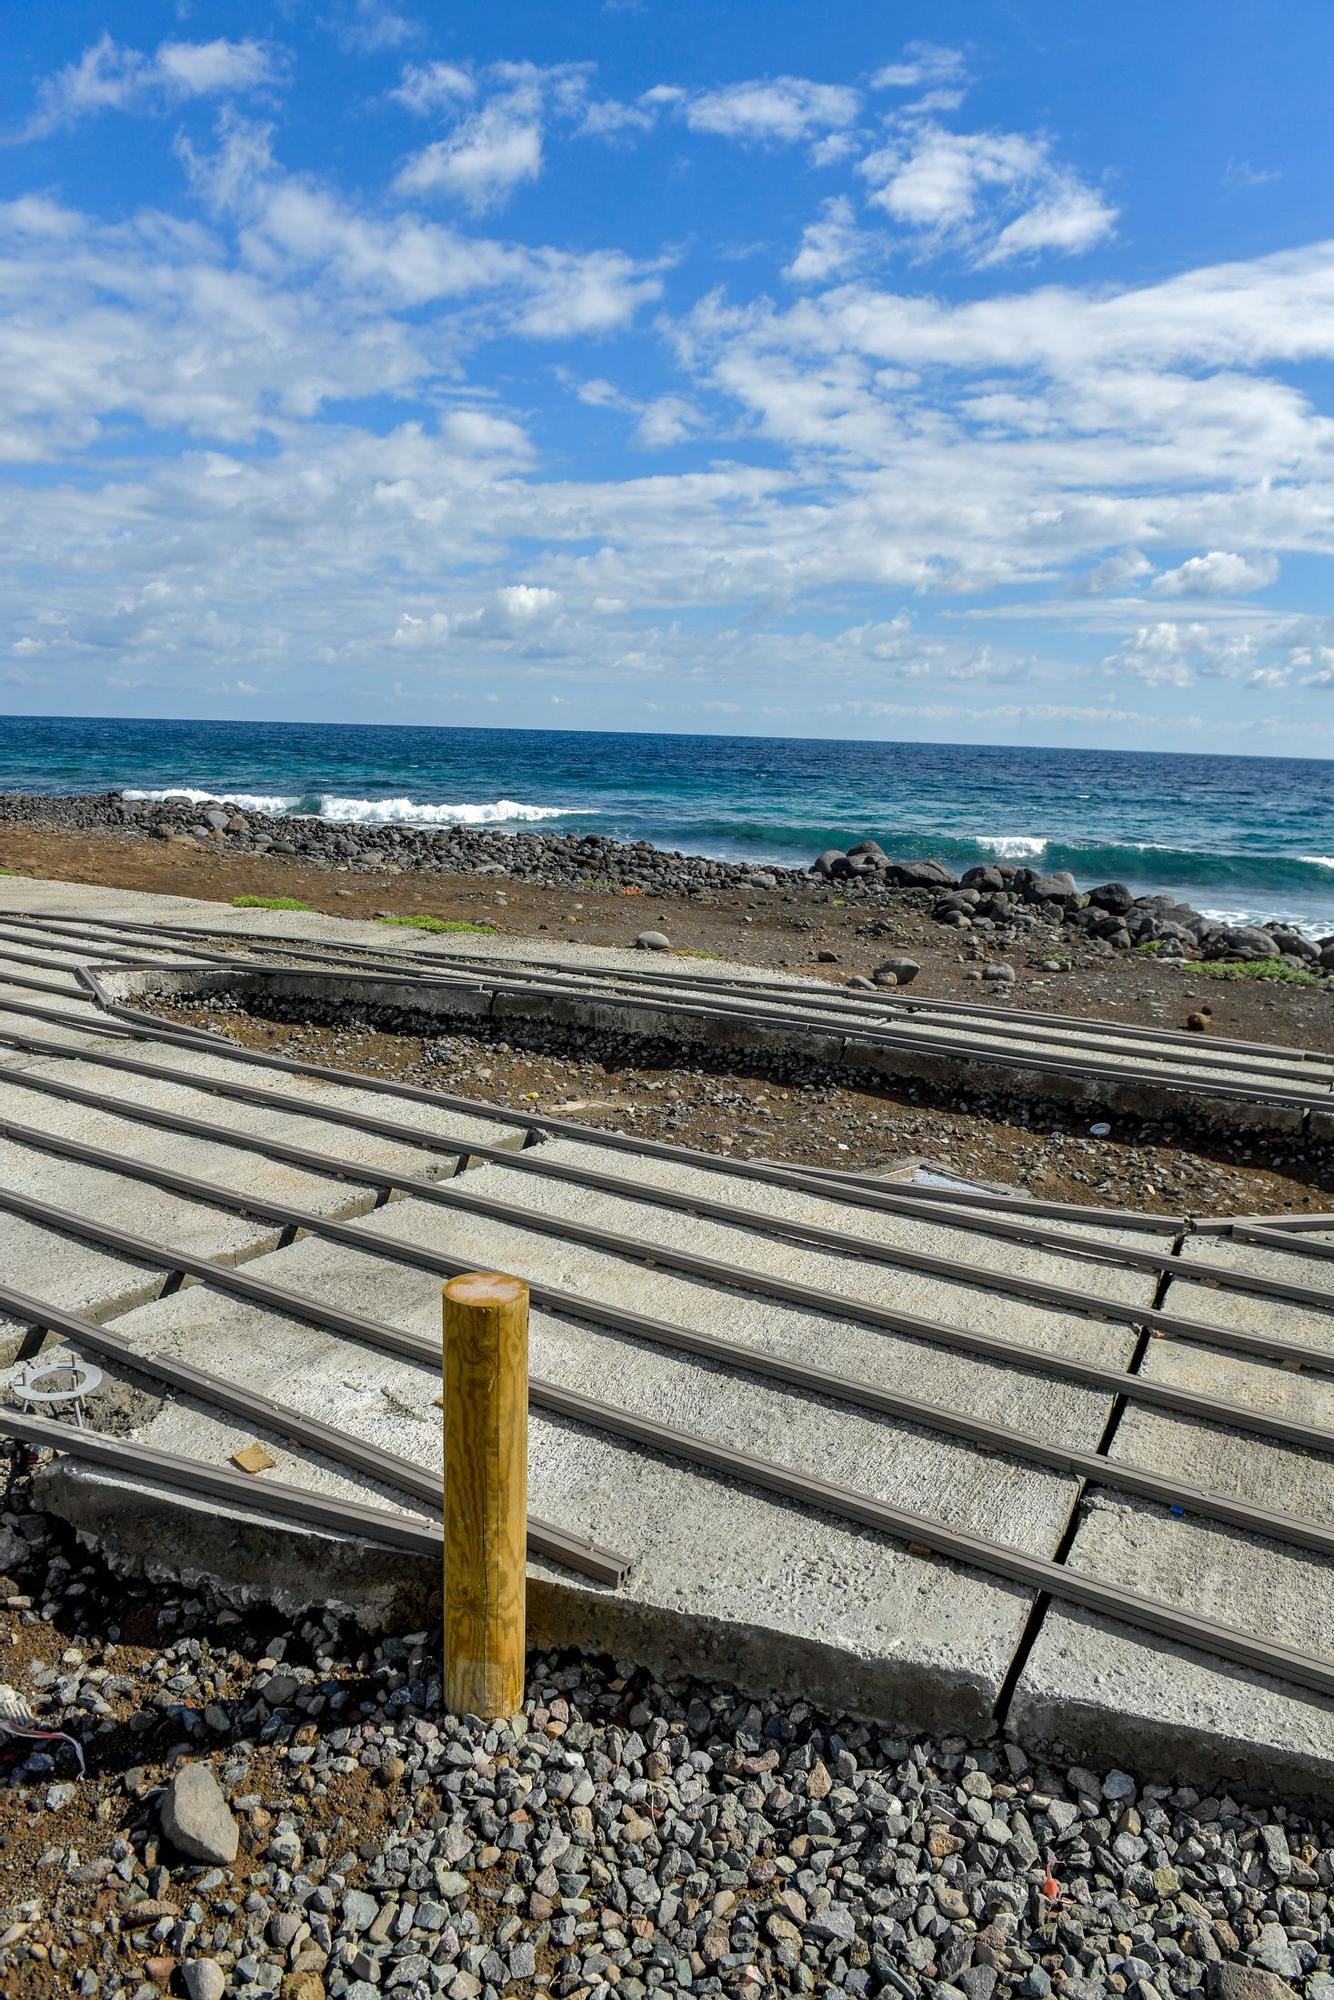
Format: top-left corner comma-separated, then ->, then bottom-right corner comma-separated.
1107,622 -> 1257,686
395,98 -> 544,209
860,121 -> 1115,262
682,77 -> 861,145
1151,550 -> 1279,596
18,33 -> 284,139
0,36 -> 1328,734
785,196 -> 868,285
1076,550 -> 1154,597
870,45 -> 967,92
392,62 -> 592,211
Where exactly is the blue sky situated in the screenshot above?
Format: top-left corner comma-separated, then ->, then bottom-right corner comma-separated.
3,1 -> 1334,750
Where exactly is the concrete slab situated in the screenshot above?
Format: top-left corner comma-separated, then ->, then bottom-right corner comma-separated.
1010,1232 -> 1334,1799
1009,1500 -> 1334,1804
42,1233 -> 1080,1734
1166,1231 -> 1334,1360
8,1042 -> 527,1182
318,1168 -> 1136,1448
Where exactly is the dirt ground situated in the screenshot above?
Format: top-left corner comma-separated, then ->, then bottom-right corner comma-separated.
146,997 -> 1334,1221
2,821 -> 1332,1053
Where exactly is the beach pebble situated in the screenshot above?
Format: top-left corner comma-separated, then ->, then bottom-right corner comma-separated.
181,1963 -> 226,2000
159,1763 -> 238,1866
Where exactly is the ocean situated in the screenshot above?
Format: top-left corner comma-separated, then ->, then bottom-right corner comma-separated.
2,714 -> 1333,936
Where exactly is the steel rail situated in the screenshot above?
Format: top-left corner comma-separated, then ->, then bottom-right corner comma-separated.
109,961 -> 1332,1111
0,1024 -> 1204,1288
16,914 -> 1331,1110
29,911 -> 1334,1068
0,940 -> 158,981
525,1381 -> 1334,1704
0,1408 -> 444,1558
4,1259 -> 1333,1695
0,967 -> 100,1003
76,975 -> 1189,1234
21,909 -> 1333,1085
3,1136 -> 1333,1462
789,1160 -> 1184,1232
0,993 -> 162,1043
0,1282 -> 627,1583
1227,1224 -> 1334,1263
6,1270 -> 1328,1570
8,1039 -> 1334,1336
2,1208 -> 1334,1632
4,1064 -> 1332,1366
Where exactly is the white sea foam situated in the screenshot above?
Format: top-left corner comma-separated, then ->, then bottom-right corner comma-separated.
123,787 -> 579,826
318,795 -> 574,825
125,787 -> 300,813
976,834 -> 1047,859
1301,855 -> 1334,869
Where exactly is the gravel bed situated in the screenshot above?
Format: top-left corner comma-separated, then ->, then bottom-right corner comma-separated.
0,1469 -> 1332,2000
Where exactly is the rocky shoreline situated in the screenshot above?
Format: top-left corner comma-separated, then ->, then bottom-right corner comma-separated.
0,792 -> 1330,973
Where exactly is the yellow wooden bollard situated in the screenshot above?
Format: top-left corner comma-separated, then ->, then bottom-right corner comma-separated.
442,1270 -> 529,1718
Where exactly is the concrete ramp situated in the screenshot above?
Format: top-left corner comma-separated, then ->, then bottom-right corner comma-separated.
0,880 -> 1332,1798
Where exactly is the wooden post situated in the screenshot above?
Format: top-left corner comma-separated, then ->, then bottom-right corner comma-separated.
442,1270 -> 529,1718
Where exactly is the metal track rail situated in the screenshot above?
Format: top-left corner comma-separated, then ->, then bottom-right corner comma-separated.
74,975 -> 1190,1235
3,1289 -> 1330,1699
3,1064 -> 1331,1366
7,1261 -> 1329,1567
26,910 -> 1333,1068
525,1381 -> 1334,1704
0,1024 -> 1208,1290
14,913 -> 1330,1111
0,1409 -> 445,1558
0,1283 -> 627,1583
102,957 -> 1334,1106
2,1141 -> 1332,1461
1229,1224 -> 1334,1263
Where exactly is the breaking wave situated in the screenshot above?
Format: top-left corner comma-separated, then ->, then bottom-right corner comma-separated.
123,787 -> 580,827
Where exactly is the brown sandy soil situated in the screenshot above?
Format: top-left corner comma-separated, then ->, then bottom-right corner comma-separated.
148,999 -> 1334,1220
2,821 -> 1333,1052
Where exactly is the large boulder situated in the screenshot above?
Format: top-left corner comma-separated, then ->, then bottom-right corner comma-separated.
809,849 -> 844,878
874,957 -> 920,986
887,858 -> 959,890
1087,882 -> 1134,915
960,865 -> 1004,892
846,839 -> 888,863
1026,869 -> 1079,904
1205,924 -> 1277,961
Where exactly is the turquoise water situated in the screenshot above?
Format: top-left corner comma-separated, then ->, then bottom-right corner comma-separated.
2,715 -> 1333,934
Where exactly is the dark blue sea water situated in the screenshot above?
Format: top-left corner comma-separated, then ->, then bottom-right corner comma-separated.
2,715 -> 1333,934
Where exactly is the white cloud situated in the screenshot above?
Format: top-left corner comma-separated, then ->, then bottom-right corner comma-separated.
870,45 -> 967,92
860,122 -> 1115,263
683,77 -> 861,145
18,33 -> 284,139
390,63 -> 475,115
633,397 -> 701,448
981,180 -> 1117,264
1076,550 -> 1154,596
337,2 -> 419,55
396,99 -> 544,210
1152,550 -> 1279,596
785,196 -> 868,285
392,62 -> 593,211
1108,621 -> 1257,686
